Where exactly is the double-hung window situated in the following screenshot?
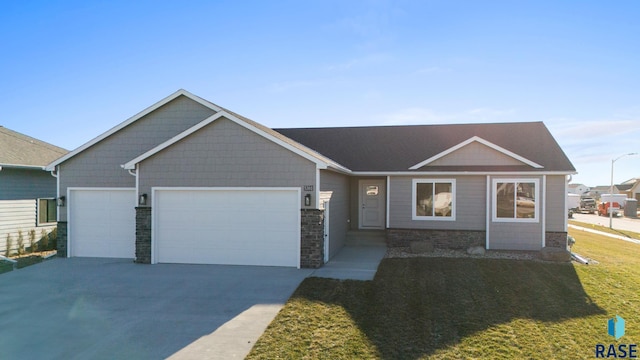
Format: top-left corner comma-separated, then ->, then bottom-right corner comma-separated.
492,179 -> 539,222
412,179 -> 456,220
37,198 -> 57,225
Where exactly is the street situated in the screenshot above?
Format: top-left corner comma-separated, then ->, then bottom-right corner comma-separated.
571,213 -> 640,233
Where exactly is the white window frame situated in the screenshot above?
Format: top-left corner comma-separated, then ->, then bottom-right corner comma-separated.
412,179 -> 456,221
492,178 -> 539,223
37,198 -> 57,226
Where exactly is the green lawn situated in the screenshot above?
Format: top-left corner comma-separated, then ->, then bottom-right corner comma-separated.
247,230 -> 640,359
569,219 -> 640,240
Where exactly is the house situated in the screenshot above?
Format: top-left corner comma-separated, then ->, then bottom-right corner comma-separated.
46,90 -> 576,268
617,178 -> 640,201
568,183 -> 589,195
0,127 -> 67,255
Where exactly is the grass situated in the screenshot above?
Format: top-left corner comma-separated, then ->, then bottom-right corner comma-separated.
247,229 -> 640,359
569,219 -> 640,240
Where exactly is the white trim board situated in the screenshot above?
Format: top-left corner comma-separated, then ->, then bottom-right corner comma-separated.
409,136 -> 544,170
46,89 -> 222,171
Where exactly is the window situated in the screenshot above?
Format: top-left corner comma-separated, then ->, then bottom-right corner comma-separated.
412,179 -> 456,220
38,198 -> 57,225
493,179 -> 539,222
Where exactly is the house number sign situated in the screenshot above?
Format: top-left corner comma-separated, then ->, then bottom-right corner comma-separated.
303,185 -> 314,191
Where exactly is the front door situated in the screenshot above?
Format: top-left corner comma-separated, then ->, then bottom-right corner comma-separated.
359,180 -> 386,229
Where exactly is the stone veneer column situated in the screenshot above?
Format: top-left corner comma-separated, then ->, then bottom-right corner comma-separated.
135,207 -> 152,264
56,221 -> 67,257
386,228 -> 485,249
300,209 -> 324,268
545,231 -> 568,249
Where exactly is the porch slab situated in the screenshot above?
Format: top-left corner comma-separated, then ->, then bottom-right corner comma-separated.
311,245 -> 387,281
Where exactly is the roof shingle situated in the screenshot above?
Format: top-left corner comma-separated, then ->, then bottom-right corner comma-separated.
0,127 -> 67,167
275,121 -> 575,172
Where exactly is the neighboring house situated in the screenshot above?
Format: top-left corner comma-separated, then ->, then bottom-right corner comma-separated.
589,185 -> 624,200
617,178 -> 640,201
46,90 -> 576,268
0,127 -> 67,255
568,183 -> 589,195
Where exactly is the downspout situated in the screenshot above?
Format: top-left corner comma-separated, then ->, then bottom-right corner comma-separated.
125,166 -> 138,205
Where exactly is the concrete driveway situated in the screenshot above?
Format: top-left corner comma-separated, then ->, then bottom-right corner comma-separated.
0,258 -> 313,360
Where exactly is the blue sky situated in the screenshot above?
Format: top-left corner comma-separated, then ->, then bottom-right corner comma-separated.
2,0 -> 639,187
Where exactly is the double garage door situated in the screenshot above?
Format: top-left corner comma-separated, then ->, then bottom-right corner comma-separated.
69,188 -> 300,267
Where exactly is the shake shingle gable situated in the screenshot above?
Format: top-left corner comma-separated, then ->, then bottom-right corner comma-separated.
274,122 -> 575,173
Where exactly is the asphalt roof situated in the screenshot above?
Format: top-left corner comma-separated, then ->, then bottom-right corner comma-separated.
275,121 -> 575,172
0,127 -> 67,167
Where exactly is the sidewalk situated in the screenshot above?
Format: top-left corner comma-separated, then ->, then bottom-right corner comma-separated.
568,224 -> 640,245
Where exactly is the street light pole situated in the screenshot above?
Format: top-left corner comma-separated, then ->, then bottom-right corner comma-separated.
610,152 -> 639,229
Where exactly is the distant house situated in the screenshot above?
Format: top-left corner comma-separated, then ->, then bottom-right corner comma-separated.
0,127 -> 67,255
617,178 -> 640,201
568,183 -> 589,195
47,90 -> 576,268
589,186 -> 614,200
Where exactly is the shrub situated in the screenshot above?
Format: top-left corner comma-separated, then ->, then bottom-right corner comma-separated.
49,228 -> 58,250
29,229 -> 37,253
40,229 -> 49,250
17,230 -> 24,256
5,234 -> 12,257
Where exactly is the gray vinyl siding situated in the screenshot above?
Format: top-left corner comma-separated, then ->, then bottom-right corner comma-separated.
138,117 -> 317,207
488,175 -> 544,250
0,168 -> 56,200
388,175 -> 486,230
545,175 -> 567,232
58,95 -> 216,221
320,170 -> 350,259
488,222 -> 542,250
427,142 -> 525,167
0,200 -> 56,255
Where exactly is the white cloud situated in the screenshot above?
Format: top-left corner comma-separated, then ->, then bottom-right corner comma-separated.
546,115 -> 640,186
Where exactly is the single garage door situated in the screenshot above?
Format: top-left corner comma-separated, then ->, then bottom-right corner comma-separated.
68,188 -> 136,258
154,188 -> 300,267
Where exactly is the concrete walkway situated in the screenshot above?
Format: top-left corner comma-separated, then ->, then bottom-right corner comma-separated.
311,245 -> 387,281
569,224 -> 640,245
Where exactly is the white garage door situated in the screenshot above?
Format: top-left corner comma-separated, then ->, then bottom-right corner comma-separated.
69,189 -> 136,258
155,188 -> 300,267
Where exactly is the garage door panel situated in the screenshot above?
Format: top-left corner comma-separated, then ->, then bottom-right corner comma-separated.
155,189 -> 299,267
70,189 -> 135,258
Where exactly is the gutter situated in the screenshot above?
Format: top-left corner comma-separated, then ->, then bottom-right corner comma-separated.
0,163 -> 47,170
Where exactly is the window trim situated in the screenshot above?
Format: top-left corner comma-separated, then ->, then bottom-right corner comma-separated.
492,178 -> 539,223
412,178 -> 456,221
37,198 -> 57,226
